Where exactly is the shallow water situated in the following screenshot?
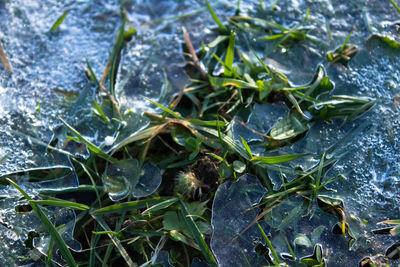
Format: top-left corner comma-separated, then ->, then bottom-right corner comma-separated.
0,0 -> 399,265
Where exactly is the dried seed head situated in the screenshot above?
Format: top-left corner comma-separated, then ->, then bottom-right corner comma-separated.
175,171 -> 207,198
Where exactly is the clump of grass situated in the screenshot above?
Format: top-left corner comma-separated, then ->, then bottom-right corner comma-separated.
5,1 -> 382,267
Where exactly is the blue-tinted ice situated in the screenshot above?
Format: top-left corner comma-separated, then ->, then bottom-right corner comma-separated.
211,174 -> 268,267
0,0 -> 400,265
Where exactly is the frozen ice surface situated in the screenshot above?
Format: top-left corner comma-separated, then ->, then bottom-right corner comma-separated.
0,0 -> 120,264
0,0 -> 399,265
0,168 -> 79,266
232,102 -> 289,144
133,162 -> 162,198
116,0 -> 238,110
0,0 -> 121,174
102,159 -> 162,201
211,174 -> 268,267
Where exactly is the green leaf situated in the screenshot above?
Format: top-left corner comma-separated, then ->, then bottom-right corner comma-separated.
163,211 -> 185,231
252,153 -> 309,164
92,197 -> 176,215
309,95 -> 375,121
298,66 -> 326,104
144,96 -> 183,119
92,231 -> 123,238
294,234 -> 312,247
50,9 -> 70,32
7,178 -> 77,267
93,100 -> 111,123
108,20 -> 126,99
178,200 -> 217,266
92,215 -> 134,266
224,32 -> 236,77
29,200 -> 90,211
379,219 -> 400,224
184,137 -> 202,160
206,0 -> 228,33
123,27 -> 136,41
110,126 -> 158,154
311,225 -> 326,244
85,58 -> 99,85
257,223 -> 280,264
367,34 -> 400,49
208,76 -> 259,89
208,35 -> 229,48
59,117 -> 116,162
142,198 -> 179,214
218,164 -> 233,179
233,160 -> 246,173
240,136 -> 252,158
191,124 -> 251,160
390,0 -> 400,14
270,113 -> 308,140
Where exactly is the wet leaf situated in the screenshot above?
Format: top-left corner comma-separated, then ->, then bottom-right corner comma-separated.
208,76 -> 259,89
309,95 -> 375,121
224,32 -> 236,77
252,153 -> 309,164
50,9 -> 70,32
372,227 -> 394,235
300,244 -> 326,267
178,199 -> 217,265
311,225 -> 326,245
367,34 -> 400,50
92,197 -> 176,215
206,0 -> 228,34
386,242 -> 400,260
233,160 -> 246,173
294,234 -> 312,247
270,113 -> 308,140
317,195 -> 345,220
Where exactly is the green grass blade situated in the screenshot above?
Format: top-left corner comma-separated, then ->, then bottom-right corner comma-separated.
252,153 -> 309,164
240,136 -> 253,158
92,197 -> 176,215
339,31 -> 353,52
110,125 -> 158,154
0,152 -> 10,163
7,178 -> 77,267
89,224 -> 102,267
178,199 -> 217,266
206,0 -> 227,33
85,58 -> 99,85
141,198 -> 179,214
144,96 -> 183,119
390,0 -> 400,14
208,77 -> 259,89
191,124 -> 251,160
253,51 -> 272,78
379,219 -> 400,224
109,21 -> 126,99
188,119 -> 226,127
59,116 -> 116,162
297,65 -> 325,104
93,101 -> 111,123
314,153 -> 325,196
92,215 -> 134,266
224,32 -> 236,77
257,223 -> 280,264
50,9 -> 70,32
30,200 -> 90,211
